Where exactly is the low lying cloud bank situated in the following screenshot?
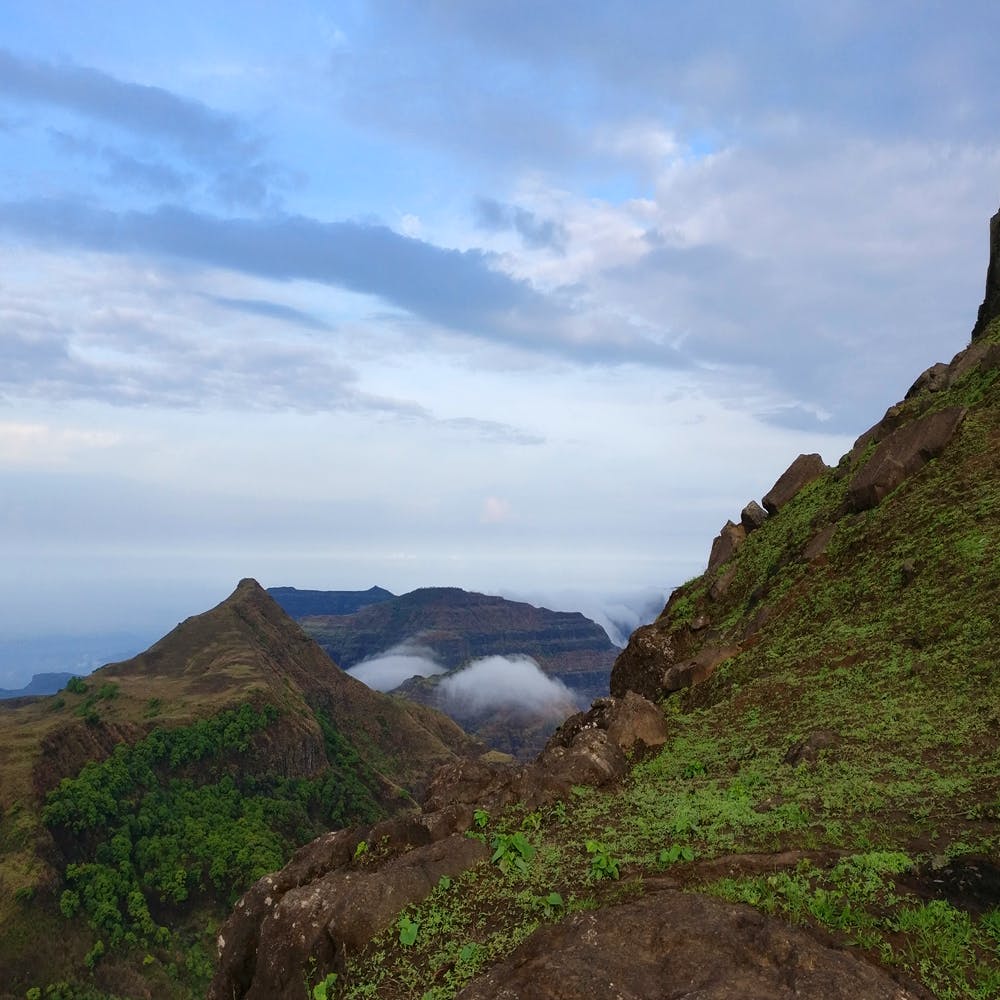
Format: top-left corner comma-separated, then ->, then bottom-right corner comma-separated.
346,640 -> 446,692
439,654 -> 575,716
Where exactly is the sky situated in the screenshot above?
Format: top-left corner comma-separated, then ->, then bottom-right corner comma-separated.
1,2 -> 999,669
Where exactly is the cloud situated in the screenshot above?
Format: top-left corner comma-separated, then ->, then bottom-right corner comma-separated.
0,49 -> 279,207
347,641 -> 446,691
499,586 -> 667,648
475,197 -> 567,250
204,294 -> 333,332
0,48 -> 256,163
47,129 -> 192,195
439,654 -> 576,715
0,197 -> 689,368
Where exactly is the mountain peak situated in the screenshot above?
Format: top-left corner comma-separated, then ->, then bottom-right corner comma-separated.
972,202 -> 1000,339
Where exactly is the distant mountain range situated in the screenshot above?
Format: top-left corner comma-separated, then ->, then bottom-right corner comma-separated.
269,585 -> 622,758
270,585 -> 619,700
0,671 -> 79,700
265,585 -> 394,618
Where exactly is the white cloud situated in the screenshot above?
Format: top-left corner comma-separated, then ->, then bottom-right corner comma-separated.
346,640 -> 446,691
439,654 -> 576,715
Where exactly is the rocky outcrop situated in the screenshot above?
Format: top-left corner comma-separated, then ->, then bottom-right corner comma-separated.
610,619 -> 689,701
456,889 -> 928,1000
209,691 -> 665,1000
762,453 -> 828,515
972,205 -> 1000,340
707,520 -> 746,572
846,406 -> 967,512
741,499 -> 767,533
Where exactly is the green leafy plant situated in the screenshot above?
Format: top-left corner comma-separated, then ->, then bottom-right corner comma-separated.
473,808 -> 489,829
353,840 -> 368,861
397,914 -> 420,947
658,843 -> 695,866
490,831 -> 536,876
521,810 -> 543,832
585,840 -> 620,880
65,676 -> 88,695
312,972 -> 338,1000
532,892 -> 564,919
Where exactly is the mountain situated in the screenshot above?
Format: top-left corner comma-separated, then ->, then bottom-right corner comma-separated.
266,585 -> 395,618
274,586 -> 621,760
0,579 -> 478,1000
0,672 -> 80,700
286,586 -> 619,700
0,632 -> 150,692
210,213 -> 1000,1000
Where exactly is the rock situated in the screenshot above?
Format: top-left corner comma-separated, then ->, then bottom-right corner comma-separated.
971,205 -> 1000,340
603,692 -> 669,750
741,499 -> 768,533
234,834 -> 486,1000
709,566 -> 737,602
456,889 -> 927,1000
803,524 -> 836,561
905,362 -> 951,399
707,520 -> 747,572
846,406 -> 967,512
950,337 -> 1000,383
662,645 -> 739,692
762,453 -> 828,515
784,728 -> 840,766
610,622 -> 682,701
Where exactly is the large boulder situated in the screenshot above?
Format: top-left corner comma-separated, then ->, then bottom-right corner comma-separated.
610,621 -> 689,701
456,889 -> 928,1000
971,204 -> 1000,340
846,406 -> 967,512
741,499 -> 768,533
762,453 -> 828,515
707,519 -> 747,572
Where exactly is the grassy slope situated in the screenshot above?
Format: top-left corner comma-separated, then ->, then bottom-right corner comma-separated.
333,325 -> 1000,1000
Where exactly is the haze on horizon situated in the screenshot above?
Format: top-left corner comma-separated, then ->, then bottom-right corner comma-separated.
2,3 -> 998,669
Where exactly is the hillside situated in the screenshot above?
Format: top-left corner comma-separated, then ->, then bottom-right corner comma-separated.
291,586 -> 619,700
0,580 -> 478,1000
210,222 -> 1000,1000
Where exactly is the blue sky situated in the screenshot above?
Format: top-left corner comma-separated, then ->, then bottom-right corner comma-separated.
1,2 -> 998,672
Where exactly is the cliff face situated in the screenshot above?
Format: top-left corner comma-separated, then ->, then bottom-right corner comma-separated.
207,231 -> 1000,1000
972,204 -> 1000,339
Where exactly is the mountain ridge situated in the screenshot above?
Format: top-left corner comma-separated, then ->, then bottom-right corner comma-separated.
0,579 -> 479,998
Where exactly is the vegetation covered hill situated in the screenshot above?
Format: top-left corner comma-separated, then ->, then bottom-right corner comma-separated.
0,580 -> 478,1000
211,313 -> 999,997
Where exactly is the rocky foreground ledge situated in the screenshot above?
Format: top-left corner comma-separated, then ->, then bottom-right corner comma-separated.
209,691 -> 929,1000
